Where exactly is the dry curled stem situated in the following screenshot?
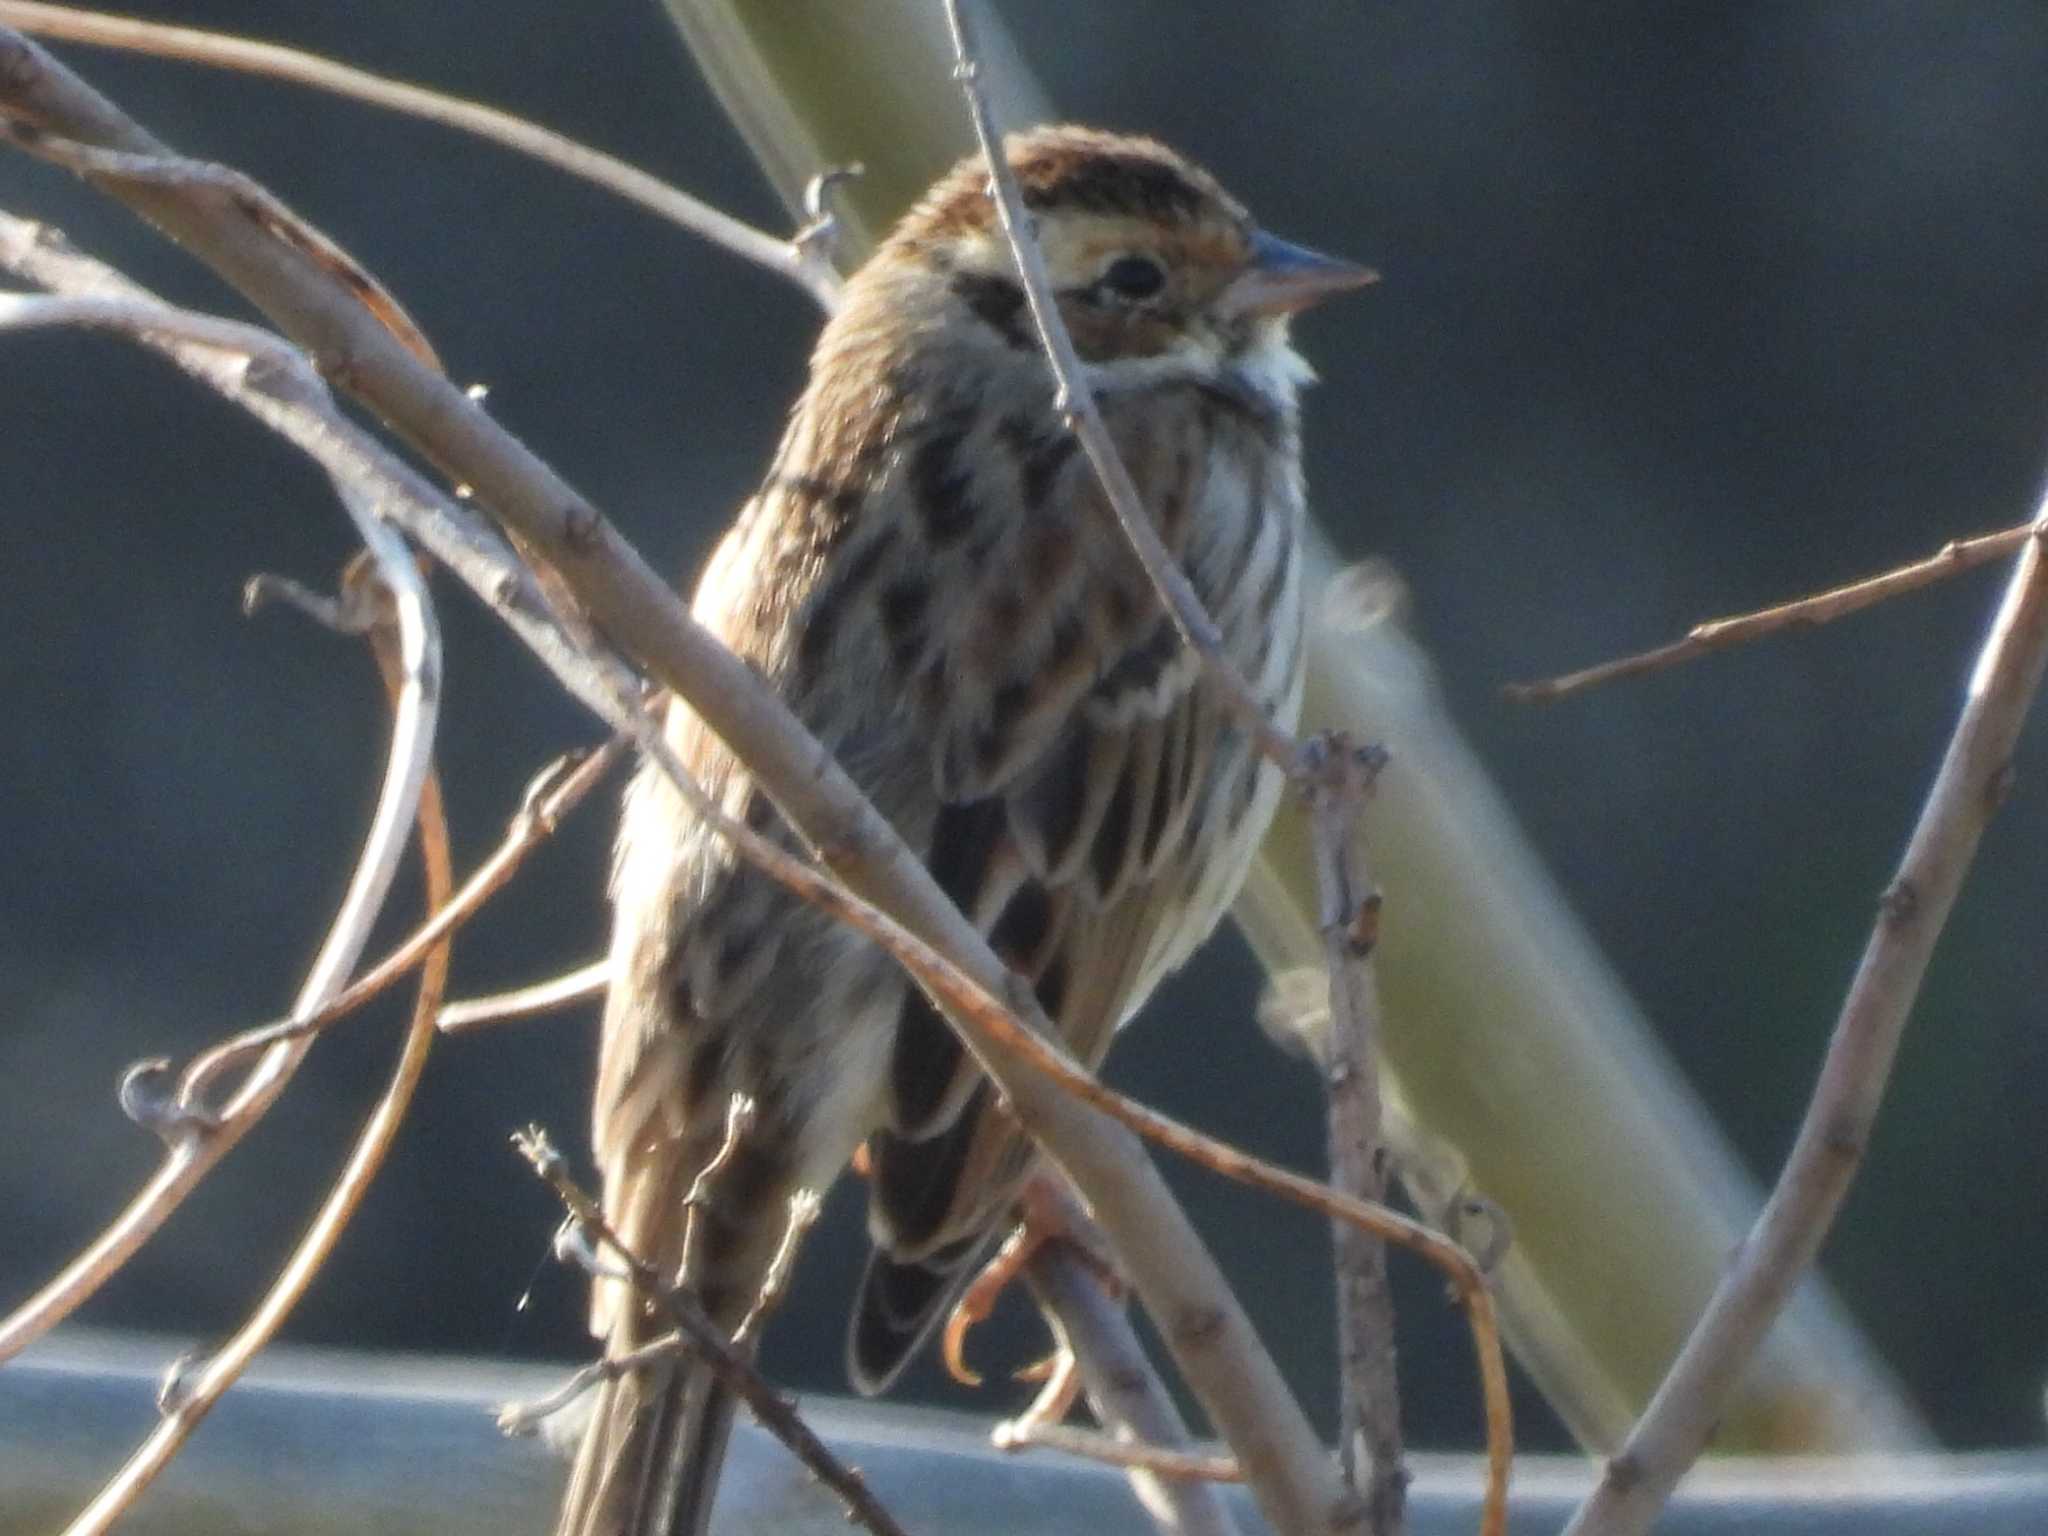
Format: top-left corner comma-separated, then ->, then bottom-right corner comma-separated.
61,570 -> 452,1536
0,222 -> 441,1363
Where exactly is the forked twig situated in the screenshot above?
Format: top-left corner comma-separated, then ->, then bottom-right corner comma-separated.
514,1128 -> 910,1536
1563,508 -> 2048,1536
1505,519 -> 2035,704
61,566 -> 453,1536
0,0 -> 840,309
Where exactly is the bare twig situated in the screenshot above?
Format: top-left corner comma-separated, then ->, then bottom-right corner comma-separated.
496,1332 -> 691,1439
63,561 -> 453,1536
0,0 -> 840,309
1304,735 -> 1407,1533
938,0 -> 1302,774
996,1421 -> 1243,1486
439,955 -> 611,1034
1505,519 -> 2034,704
679,1094 -> 762,1289
735,1191 -> 823,1345
1021,1184 -> 1243,1536
514,1128 -> 911,1536
1563,507 -> 2048,1536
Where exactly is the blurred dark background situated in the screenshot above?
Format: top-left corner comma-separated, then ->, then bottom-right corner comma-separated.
3,0 -> 2046,1463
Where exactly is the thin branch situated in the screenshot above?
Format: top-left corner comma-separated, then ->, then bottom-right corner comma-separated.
63,561 -> 453,1536
938,0 -> 1301,774
496,1332 -> 691,1439
1504,519 -> 2034,704
1563,508 -> 2048,1536
514,1128 -> 911,1536
1305,736 -> 1407,1534
0,0 -> 840,309
734,1189 -> 823,1345
0,232 -> 440,1365
439,955 -> 611,1034
938,21 -> 1430,1515
996,1421 -> 1243,1486
1021,1184 -> 1244,1536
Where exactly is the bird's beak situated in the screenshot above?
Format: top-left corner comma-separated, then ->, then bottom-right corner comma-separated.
1223,229 -> 1378,317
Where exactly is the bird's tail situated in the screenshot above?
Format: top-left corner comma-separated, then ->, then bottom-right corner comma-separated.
555,1344 -> 740,1536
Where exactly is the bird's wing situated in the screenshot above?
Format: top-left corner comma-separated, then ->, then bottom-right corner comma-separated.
848,394 -> 1283,1392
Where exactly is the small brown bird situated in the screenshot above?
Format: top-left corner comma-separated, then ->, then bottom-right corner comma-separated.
557,125 -> 1371,1536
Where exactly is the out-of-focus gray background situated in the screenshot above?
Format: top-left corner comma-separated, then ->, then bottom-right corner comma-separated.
3,0 -> 2046,1459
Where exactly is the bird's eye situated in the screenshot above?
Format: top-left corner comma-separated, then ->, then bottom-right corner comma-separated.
1100,254 -> 1167,301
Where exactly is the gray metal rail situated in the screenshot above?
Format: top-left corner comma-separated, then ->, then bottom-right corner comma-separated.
4,1335 -> 2043,1534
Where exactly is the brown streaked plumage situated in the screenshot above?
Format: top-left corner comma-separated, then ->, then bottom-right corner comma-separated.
556,125 -> 1371,1536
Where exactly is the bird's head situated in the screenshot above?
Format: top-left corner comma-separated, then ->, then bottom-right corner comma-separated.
858,125 -> 1375,410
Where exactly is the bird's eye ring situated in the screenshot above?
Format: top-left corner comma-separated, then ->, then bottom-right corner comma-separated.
1100,253 -> 1167,301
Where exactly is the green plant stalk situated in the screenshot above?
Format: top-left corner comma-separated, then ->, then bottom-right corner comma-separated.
662,0 -> 1923,1454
